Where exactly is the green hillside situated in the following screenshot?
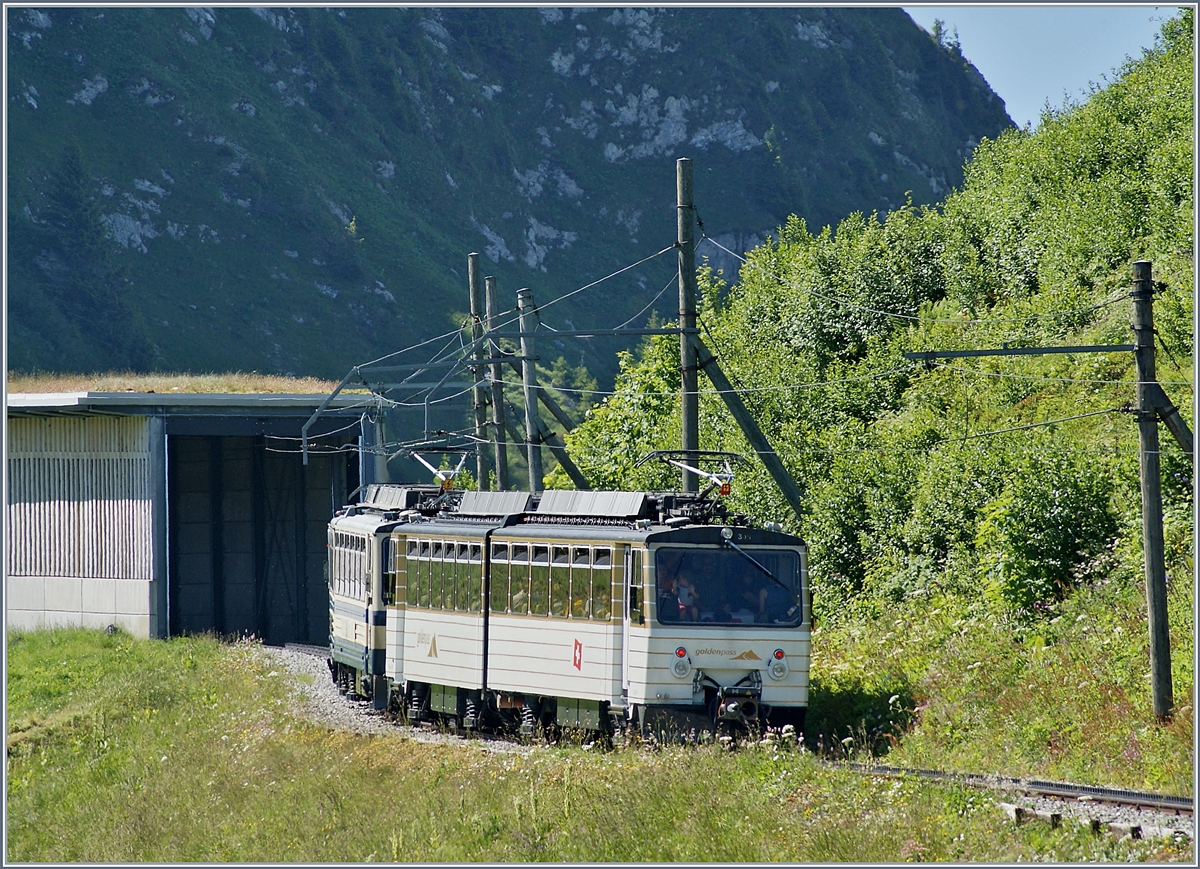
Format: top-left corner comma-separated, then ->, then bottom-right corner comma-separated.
554,9 -> 1194,785
559,10 -> 1193,614
7,7 -> 1010,383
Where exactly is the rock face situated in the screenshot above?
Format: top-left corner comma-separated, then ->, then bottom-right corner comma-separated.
8,7 -> 1010,382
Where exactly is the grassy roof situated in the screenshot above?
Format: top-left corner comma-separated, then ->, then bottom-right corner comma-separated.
5,371 -> 345,395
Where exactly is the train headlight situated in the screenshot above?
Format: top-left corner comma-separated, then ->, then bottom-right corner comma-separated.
767,651 -> 788,680
671,648 -> 691,678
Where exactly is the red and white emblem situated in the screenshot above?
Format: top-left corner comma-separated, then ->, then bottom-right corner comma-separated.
572,639 -> 583,670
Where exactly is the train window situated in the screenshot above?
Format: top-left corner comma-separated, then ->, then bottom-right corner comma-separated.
418,540 -> 432,609
530,546 -> 549,616
629,548 -> 645,624
466,545 -> 483,612
382,538 -> 394,606
406,540 -> 419,606
453,544 -> 466,611
509,545 -> 530,614
550,546 -> 569,618
489,546 -> 509,613
572,547 -> 590,566
592,548 -> 613,620
571,555 -> 590,619
653,547 -> 802,627
431,541 -> 446,610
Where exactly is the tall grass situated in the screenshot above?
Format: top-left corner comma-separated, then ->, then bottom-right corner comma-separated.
6,628 -> 1192,862
806,563 -> 1194,794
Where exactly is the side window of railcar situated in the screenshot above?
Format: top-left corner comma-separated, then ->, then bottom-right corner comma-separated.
448,543 -> 465,610
430,542 -> 445,609
629,548 -> 645,624
392,537 -> 406,605
509,545 -> 530,614
406,540 -> 420,606
489,544 -> 509,612
550,546 -> 570,617
382,537 -> 394,606
417,541 -> 432,608
592,548 -> 612,620
570,547 -> 591,618
467,544 -> 483,612
529,546 -> 550,616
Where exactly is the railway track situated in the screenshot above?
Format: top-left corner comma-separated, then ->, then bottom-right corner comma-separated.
841,762 -> 1193,816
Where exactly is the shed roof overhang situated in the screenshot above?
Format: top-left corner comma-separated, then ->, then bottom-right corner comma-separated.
6,392 -> 376,438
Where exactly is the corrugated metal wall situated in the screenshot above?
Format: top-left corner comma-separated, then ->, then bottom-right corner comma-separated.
7,416 -> 154,579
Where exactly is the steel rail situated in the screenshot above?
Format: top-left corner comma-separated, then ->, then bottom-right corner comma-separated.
842,762 -> 1193,815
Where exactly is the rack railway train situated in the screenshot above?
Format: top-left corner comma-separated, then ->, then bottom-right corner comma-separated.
327,483 -> 810,737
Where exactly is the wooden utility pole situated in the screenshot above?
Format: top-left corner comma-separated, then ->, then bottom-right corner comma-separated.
1132,260 -> 1173,720
517,287 -> 544,491
485,275 -> 509,490
677,157 -> 699,492
468,253 -> 489,490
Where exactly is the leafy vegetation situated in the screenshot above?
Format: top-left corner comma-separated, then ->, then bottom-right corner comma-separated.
558,10 -> 1194,774
6,629 -> 1192,862
562,10 -> 1193,615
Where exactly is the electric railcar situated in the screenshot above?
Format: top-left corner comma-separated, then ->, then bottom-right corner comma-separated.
328,485 -> 810,736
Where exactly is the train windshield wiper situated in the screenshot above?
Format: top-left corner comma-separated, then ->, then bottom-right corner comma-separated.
723,539 -> 791,596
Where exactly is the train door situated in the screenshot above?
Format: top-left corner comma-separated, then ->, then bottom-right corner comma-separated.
621,545 -> 632,698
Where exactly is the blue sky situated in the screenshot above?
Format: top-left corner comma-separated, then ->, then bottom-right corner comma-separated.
902,5 -> 1180,128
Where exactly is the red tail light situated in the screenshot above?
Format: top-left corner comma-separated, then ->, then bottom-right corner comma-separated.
675,647 -> 687,658
773,649 -> 785,660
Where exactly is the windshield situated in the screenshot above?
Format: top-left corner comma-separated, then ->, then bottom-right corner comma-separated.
654,547 -> 802,627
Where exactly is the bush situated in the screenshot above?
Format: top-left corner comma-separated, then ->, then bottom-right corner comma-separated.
975,450 -> 1118,614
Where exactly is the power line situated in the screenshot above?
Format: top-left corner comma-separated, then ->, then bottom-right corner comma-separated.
486,367 -> 909,398
928,360 -> 1195,388
534,244 -> 676,313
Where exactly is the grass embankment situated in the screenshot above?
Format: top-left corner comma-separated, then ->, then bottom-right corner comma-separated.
6,628 -> 1193,862
6,371 -> 344,394
805,566 -> 1194,796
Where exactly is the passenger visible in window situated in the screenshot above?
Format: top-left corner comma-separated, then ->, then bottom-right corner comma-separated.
675,573 -> 699,622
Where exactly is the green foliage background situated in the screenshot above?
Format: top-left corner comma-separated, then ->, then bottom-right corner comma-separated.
557,12 -> 1194,620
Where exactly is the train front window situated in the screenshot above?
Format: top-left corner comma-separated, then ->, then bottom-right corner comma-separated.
654,547 -> 802,627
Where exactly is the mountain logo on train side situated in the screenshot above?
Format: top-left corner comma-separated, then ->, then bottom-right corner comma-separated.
693,648 -> 762,660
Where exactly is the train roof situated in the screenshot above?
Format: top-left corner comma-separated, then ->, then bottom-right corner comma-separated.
333,485 -> 806,546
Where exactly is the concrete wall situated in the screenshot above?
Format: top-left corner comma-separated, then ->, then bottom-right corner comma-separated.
6,415 -> 163,637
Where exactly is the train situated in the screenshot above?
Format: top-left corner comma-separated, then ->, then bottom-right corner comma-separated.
327,483 -> 810,738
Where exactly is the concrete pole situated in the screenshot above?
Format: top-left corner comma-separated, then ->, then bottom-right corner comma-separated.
517,287 -> 544,491
485,275 -> 509,490
468,253 -> 489,490
677,157 -> 699,492
1132,260 -> 1173,720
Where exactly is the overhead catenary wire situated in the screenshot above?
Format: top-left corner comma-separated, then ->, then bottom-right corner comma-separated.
485,366 -> 910,398
928,360 -> 1194,388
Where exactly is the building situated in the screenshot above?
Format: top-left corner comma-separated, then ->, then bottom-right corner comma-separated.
5,392 -> 386,643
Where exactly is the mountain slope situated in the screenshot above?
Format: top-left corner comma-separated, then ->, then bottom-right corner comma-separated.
7,6 -> 1011,382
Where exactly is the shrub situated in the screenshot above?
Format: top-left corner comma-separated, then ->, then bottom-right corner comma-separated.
975,450 -> 1118,614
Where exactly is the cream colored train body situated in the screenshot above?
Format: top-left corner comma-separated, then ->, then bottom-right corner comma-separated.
330,487 -> 810,735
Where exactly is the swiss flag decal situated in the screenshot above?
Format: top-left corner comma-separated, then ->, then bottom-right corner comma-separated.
572,639 -> 583,670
